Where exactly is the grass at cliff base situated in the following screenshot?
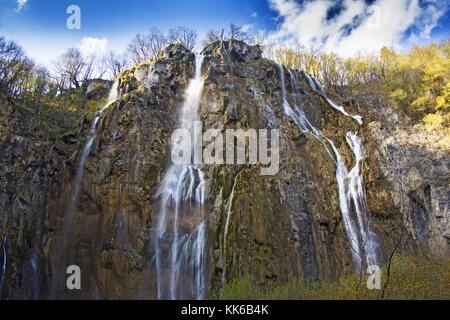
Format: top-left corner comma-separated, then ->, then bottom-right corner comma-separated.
219,252 -> 449,300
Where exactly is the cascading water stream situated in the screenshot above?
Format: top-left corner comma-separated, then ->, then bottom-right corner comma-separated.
303,72 -> 317,92
280,66 -> 334,159
61,80 -> 119,248
50,80 -> 120,298
303,72 -> 363,125
279,65 -> 378,270
327,135 -> 379,269
155,54 -> 208,300
29,251 -> 38,300
0,235 -> 6,297
47,145 -> 54,170
221,40 -> 233,74
221,173 -> 240,288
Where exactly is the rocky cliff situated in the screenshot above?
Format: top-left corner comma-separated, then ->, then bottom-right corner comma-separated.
0,40 -> 447,299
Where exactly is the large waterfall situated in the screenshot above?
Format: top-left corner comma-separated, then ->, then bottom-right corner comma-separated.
154,54 -> 208,300
279,65 -> 379,271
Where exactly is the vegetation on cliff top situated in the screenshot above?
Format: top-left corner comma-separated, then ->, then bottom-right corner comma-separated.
2,29 -> 448,147
271,40 -> 449,148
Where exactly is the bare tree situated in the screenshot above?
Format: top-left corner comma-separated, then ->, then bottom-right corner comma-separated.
247,30 -> 265,46
205,29 -> 221,42
127,28 -> 168,64
53,48 -> 91,89
127,33 -> 152,65
380,230 -> 405,299
103,51 -> 129,78
84,54 -> 97,80
229,23 -> 247,41
203,28 -> 225,46
168,26 -> 197,51
148,27 -> 168,58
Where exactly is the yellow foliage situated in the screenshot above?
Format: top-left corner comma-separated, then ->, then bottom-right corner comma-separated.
423,111 -> 449,130
275,39 -> 449,131
390,88 -> 408,101
436,82 -> 450,111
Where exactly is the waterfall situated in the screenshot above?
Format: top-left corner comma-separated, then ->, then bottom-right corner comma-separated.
280,65 -> 333,158
29,251 -> 39,300
155,54 -> 208,300
328,138 -> 364,269
50,80 -> 119,298
222,173 -> 239,288
303,72 -> 363,125
303,72 -> 317,91
327,134 -> 379,269
176,219 -> 207,299
62,80 -> 119,243
221,40 -> 233,74
47,145 -> 54,170
0,235 -> 6,297
279,65 -> 378,271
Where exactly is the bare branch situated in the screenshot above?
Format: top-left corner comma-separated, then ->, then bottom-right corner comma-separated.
168,26 -> 198,51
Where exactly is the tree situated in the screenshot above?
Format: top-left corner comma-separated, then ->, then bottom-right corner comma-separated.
127,33 -> 152,65
247,30 -> 265,46
53,48 -> 91,89
32,67 -> 49,99
147,27 -> 169,58
0,37 -> 35,97
380,46 -> 398,81
168,26 -> 197,51
229,23 -> 247,41
103,51 -> 129,78
318,52 -> 345,91
127,28 -> 168,65
205,28 -> 222,43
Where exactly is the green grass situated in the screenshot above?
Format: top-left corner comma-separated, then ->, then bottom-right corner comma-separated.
219,252 -> 449,300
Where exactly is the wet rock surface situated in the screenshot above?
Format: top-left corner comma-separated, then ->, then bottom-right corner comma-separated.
0,41 -> 447,299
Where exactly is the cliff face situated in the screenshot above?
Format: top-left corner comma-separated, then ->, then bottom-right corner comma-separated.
365,101 -> 449,254
0,41 -> 447,299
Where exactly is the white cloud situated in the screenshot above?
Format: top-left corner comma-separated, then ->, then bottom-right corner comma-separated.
251,12 -> 258,18
268,0 -> 449,57
15,0 -> 28,12
242,24 -> 253,33
78,37 -> 108,56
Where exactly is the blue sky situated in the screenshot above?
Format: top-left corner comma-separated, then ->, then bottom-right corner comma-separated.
0,0 -> 449,67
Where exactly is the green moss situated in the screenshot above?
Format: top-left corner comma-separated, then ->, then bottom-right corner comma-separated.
135,62 -> 151,70
111,149 -> 123,169
245,57 -> 271,68
139,239 -> 152,262
140,163 -> 161,195
212,168 -> 235,200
